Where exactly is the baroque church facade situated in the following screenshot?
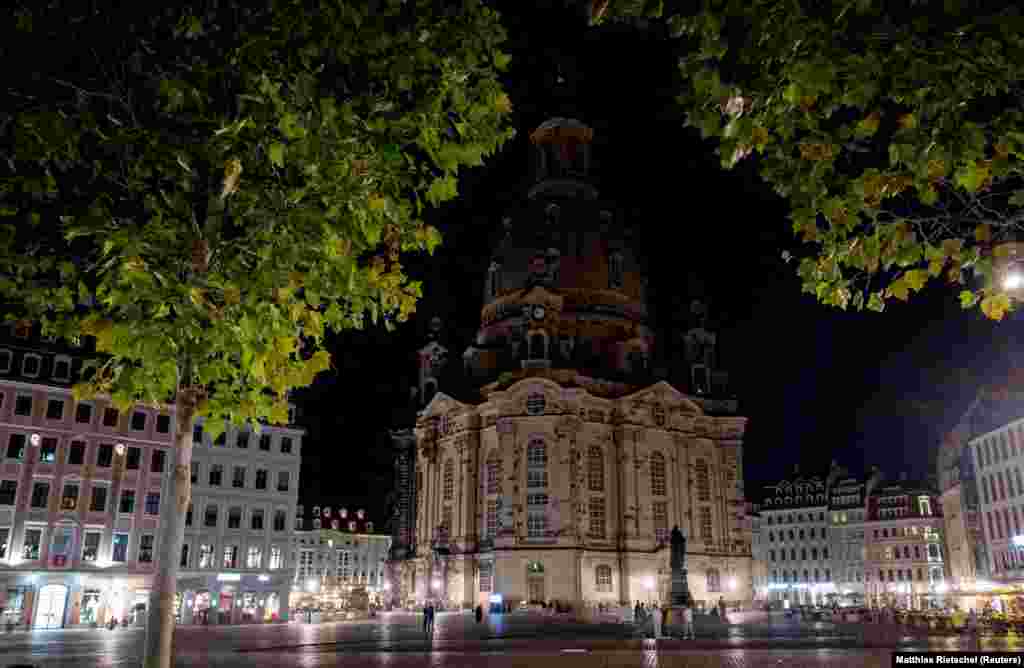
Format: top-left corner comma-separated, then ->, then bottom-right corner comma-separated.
387,118 -> 751,611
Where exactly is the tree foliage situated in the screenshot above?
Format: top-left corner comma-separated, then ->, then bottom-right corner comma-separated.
598,0 -> 1024,320
0,0 -> 514,430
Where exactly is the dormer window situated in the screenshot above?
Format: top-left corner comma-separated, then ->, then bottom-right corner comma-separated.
526,393 -> 545,415
652,404 -> 666,427
14,321 -> 31,339
487,261 -> 502,298
21,354 -> 41,378
0,349 -> 12,374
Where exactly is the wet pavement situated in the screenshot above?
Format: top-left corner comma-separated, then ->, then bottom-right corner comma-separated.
0,611 -> 1020,667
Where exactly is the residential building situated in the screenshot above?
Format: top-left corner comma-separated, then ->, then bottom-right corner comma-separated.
758,472 -> 832,606
863,479 -> 946,609
970,417 -> 1024,579
291,506 -> 391,610
388,118 -> 752,612
176,414 -> 302,624
940,483 -> 977,590
0,325 -> 174,628
828,470 -> 869,605
749,504 -> 768,603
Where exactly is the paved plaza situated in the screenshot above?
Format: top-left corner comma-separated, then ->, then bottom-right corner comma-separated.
0,611 -> 1019,667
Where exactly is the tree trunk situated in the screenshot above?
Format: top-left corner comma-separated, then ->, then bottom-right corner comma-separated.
142,386 -> 197,668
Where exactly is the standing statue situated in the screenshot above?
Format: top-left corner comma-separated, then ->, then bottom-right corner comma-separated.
669,525 -> 693,607
670,526 -> 686,571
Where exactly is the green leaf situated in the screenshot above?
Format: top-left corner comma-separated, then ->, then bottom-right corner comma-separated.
960,290 -> 979,308
269,142 -> 285,168
494,52 -> 511,70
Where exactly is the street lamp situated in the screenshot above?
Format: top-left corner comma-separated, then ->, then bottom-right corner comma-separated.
29,433 -> 41,447
114,442 -> 126,457
432,578 -> 441,591
727,577 -> 738,592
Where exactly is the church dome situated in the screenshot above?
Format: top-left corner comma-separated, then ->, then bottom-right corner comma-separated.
462,119 -> 654,396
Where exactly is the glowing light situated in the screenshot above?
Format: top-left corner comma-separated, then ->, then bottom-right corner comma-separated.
216,573 -> 241,582
432,579 -> 441,590
383,582 -> 391,591
30,433 -> 41,447
727,577 -> 738,591
935,583 -> 949,593
1013,535 -> 1024,547
643,576 -> 655,590
114,443 -> 126,456
489,593 -> 503,604
306,578 -> 318,592
1005,272 -> 1024,291
258,574 -> 270,582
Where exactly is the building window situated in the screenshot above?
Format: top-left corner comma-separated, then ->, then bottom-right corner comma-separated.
126,447 -> 141,470
40,437 -> 57,463
6,434 -> 26,460
151,450 -> 166,473
186,504 -> 193,527
700,506 -> 713,544
111,533 -> 129,562
277,471 -> 290,492
440,506 -> 452,536
251,509 -> 264,530
22,529 -> 42,560
269,545 -> 284,570
68,441 -> 86,465
653,501 -> 669,543
0,349 -> 10,373
156,414 -> 171,434
75,403 -> 92,424
209,464 -> 223,486
89,486 -> 107,512
119,489 -> 135,514
280,437 -> 293,454
695,458 -> 710,502
918,496 -> 932,516
180,543 -> 190,568
223,545 -> 238,569
138,535 -> 155,563
527,511 -> 547,538
61,483 -> 79,511
198,544 -> 214,569
237,432 -> 250,449
608,251 -> 624,289
30,481 -> 50,509
22,354 -> 41,377
650,451 -> 666,497
131,411 -> 147,431
192,424 -> 203,445
14,395 -> 32,417
82,532 -> 101,562
479,561 -> 494,592
595,564 -> 613,592
46,399 -> 64,420
96,443 -> 113,467
706,568 -> 721,593
246,546 -> 262,569
144,492 -> 160,516
486,455 -> 500,495
255,469 -> 267,490
486,500 -> 498,538
204,505 -> 218,528
588,446 -> 604,492
589,497 -> 606,538
259,434 -> 271,451
0,481 -> 16,506
228,507 -> 242,529
273,510 -> 287,532
526,393 -> 545,415
233,466 -> 246,489
102,407 -> 119,427
442,459 -> 455,502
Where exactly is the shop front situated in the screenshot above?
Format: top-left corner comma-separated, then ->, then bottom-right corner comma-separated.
177,572 -> 289,625
0,572 -> 154,630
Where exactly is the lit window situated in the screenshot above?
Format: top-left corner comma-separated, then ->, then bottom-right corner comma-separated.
650,452 -> 666,497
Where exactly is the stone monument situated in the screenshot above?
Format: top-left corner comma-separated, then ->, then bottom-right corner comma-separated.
669,525 -> 693,607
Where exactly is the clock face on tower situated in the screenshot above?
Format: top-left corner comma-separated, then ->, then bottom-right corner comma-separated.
532,306 -> 545,321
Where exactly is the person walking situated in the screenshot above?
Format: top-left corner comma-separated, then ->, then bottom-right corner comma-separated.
652,603 -> 663,639
422,603 -> 431,634
474,604 -> 483,623
682,605 -> 694,640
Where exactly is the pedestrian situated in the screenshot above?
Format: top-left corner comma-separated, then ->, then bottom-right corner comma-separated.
634,601 -> 641,622
718,596 -> 727,622
423,602 -> 431,634
652,603 -> 663,639
475,604 -> 483,623
682,605 -> 694,640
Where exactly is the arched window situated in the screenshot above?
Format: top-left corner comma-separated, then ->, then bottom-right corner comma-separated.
803,569 -> 809,582
529,333 -> 546,360
485,453 -> 500,495
769,550 -> 775,562
811,547 -> 818,560
768,531 -> 774,542
588,446 -> 604,492
595,564 -> 612,592
695,458 -> 710,502
650,452 -> 666,497
443,459 -> 454,501
706,568 -> 721,593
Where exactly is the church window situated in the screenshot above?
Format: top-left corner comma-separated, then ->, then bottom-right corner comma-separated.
650,452 -> 666,497
589,497 -> 606,539
486,454 -> 500,495
608,251 -> 624,289
706,568 -> 721,593
588,446 -> 604,492
695,458 -> 710,502
441,506 -> 452,537
595,564 -> 613,592
485,500 -> 498,538
479,561 -> 493,592
700,506 -> 713,544
652,404 -> 665,427
653,501 -> 668,543
526,393 -> 545,415
440,414 -> 451,436
527,511 -> 547,538
527,438 -> 548,488
443,459 -> 454,501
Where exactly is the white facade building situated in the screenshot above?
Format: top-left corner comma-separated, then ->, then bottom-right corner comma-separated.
828,475 -> 867,604
970,418 -> 1024,578
176,416 -> 302,624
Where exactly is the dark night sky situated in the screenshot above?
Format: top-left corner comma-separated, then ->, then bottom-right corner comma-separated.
293,4 -> 1023,522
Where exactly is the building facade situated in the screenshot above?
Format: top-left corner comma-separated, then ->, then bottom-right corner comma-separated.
176,415 -> 302,625
828,472 -> 868,605
389,118 -> 752,613
863,481 -> 946,610
758,474 -> 832,606
0,327 -> 174,628
940,483 -> 977,589
292,506 -> 391,610
970,418 -> 1024,578
937,398 -> 988,587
